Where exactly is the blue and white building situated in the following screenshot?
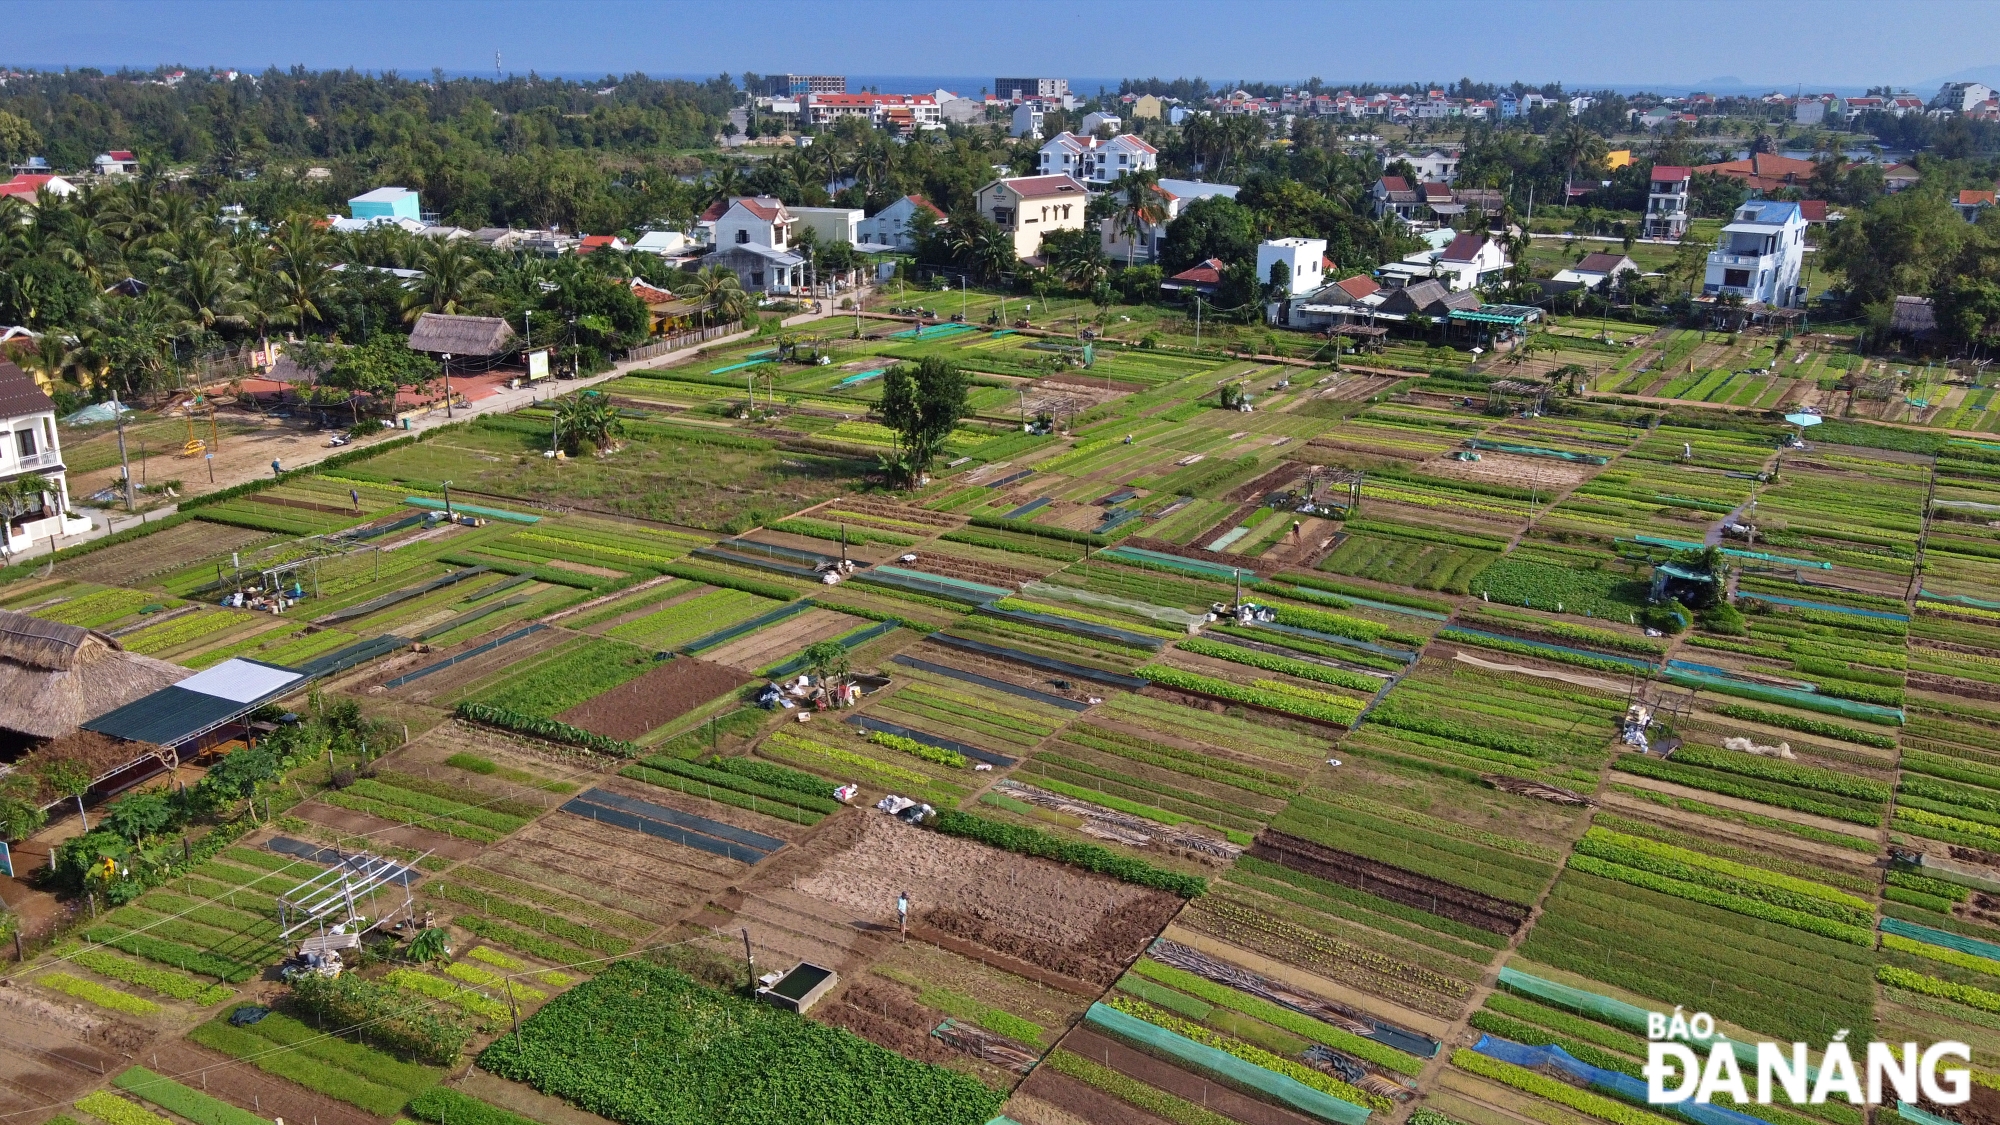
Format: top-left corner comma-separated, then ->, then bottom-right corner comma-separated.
1703,200 -> 1807,308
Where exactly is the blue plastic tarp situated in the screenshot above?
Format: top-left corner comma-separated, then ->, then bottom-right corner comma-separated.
1881,916 -> 2000,963
1472,1035 -> 1771,1125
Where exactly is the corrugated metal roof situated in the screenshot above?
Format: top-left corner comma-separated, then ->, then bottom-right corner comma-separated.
83,686 -> 246,745
175,658 -> 302,703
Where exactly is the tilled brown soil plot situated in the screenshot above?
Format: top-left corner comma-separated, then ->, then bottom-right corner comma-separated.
555,657 -> 749,740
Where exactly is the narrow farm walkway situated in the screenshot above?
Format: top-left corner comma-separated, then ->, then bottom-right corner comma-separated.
17,303 -> 854,567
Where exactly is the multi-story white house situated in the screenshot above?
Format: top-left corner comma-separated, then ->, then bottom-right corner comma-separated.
700,196 -> 806,294
1099,178 -> 1239,264
0,359 -> 86,554
1078,111 -> 1121,135
1386,149 -> 1459,184
1704,200 -> 1807,308
1010,105 -> 1045,139
976,174 -> 1088,258
1644,165 -> 1692,239
1376,232 -> 1511,292
1036,133 -> 1158,185
1257,238 -> 1328,297
858,195 -> 946,252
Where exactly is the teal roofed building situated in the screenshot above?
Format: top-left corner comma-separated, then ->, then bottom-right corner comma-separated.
348,186 -> 420,222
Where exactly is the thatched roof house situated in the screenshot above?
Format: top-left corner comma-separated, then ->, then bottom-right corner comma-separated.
0,610 -> 188,741
1890,295 -> 1938,339
406,313 -> 516,357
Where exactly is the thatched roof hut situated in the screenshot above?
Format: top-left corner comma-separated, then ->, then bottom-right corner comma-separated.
0,610 -> 188,741
405,313 -> 516,357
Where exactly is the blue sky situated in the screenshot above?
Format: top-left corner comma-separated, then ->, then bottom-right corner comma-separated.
5,0 -> 1996,92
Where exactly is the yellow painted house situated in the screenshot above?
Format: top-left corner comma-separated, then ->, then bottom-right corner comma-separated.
1132,95 -> 1164,120
1607,149 -> 1633,170
977,174 -> 1089,259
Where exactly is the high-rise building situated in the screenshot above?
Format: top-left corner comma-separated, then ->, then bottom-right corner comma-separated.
996,77 -> 1068,102
766,74 -> 846,97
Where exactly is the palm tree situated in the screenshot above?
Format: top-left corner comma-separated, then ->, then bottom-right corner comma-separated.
1549,119 -> 1609,193
161,245 -> 248,336
682,265 -> 747,329
813,135 -> 850,196
1112,171 -> 1167,266
401,238 -> 493,322
272,221 -> 337,334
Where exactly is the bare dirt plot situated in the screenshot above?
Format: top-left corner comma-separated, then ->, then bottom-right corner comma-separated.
147,1038 -> 388,1125
700,610 -> 853,675
908,552 -> 1045,590
788,813 -> 1180,984
0,1001 -> 137,1114
1449,649 -> 1629,693
494,815 -> 744,922
1007,1072 -> 1175,1125
554,657 -> 750,740
1420,450 -> 1594,492
1057,1027 -> 1323,1125
55,520 -> 272,585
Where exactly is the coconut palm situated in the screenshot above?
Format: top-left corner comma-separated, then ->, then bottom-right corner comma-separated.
1111,171 -> 1167,266
682,265 -> 747,329
271,221 -> 337,334
160,244 -> 248,335
401,238 -> 493,322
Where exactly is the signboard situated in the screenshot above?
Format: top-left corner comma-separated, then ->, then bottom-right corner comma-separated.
527,349 -> 550,381
0,840 -> 13,878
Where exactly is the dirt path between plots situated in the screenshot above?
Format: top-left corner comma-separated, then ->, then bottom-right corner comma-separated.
1450,649 -> 1630,693
1011,1070 -> 1178,1125
148,1039 -> 388,1125
1597,771 -> 1883,840
1596,788 -> 1882,867
554,657 -> 750,740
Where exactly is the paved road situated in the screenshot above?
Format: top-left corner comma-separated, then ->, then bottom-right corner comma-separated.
15,304 -> 849,565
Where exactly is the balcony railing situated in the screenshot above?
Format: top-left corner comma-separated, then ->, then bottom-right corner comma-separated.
1708,252 -> 1772,267
1,450 -> 61,472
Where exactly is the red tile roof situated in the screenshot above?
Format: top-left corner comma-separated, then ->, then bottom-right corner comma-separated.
629,279 -> 675,303
1440,232 -> 1487,262
1000,174 -> 1086,198
1421,181 -> 1452,201
908,194 -> 946,219
1649,165 -> 1692,181
1378,175 -> 1410,193
1335,275 -> 1379,300
1573,252 -> 1633,273
1960,190 -> 1996,207
1169,258 -> 1226,284
698,199 -> 729,222
1798,200 -> 1830,221
106,150 -> 135,161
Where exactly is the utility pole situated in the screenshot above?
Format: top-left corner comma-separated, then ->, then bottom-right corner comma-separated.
441,353 -> 454,418
741,928 -> 755,988
114,392 -> 134,511
1194,296 -> 1202,349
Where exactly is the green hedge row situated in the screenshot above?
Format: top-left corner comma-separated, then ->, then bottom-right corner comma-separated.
929,810 -> 1205,897
455,702 -> 636,756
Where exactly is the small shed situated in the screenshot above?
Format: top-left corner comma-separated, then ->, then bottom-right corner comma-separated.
1649,561 -> 1718,606
405,314 -> 517,371
1889,295 -> 1938,340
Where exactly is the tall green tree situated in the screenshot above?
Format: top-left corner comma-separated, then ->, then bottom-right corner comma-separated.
875,355 -> 970,486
